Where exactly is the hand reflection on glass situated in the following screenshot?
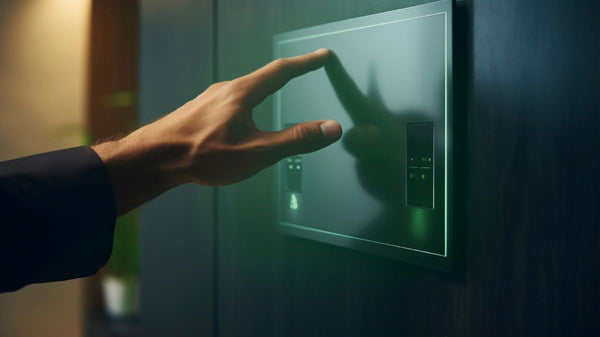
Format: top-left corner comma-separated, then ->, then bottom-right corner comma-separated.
324,51 -> 412,206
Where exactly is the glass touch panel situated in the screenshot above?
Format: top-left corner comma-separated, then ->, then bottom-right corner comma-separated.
275,0 -> 452,269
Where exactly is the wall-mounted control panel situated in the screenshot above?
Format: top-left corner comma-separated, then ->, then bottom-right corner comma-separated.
285,154 -> 303,192
406,123 -> 435,209
274,0 -> 453,271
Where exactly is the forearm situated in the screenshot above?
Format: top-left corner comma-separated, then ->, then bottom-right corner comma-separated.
92,125 -> 193,216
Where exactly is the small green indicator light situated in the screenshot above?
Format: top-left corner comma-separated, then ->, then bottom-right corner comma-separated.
421,174 -> 426,180
290,193 -> 299,210
288,164 -> 294,169
296,165 -> 301,170
410,208 -> 428,239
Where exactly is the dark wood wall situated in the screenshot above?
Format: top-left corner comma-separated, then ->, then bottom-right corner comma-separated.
139,0 -> 599,336
88,0 -> 139,140
214,0 -> 599,336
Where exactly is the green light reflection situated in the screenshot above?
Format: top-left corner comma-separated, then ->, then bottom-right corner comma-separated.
410,207 -> 428,240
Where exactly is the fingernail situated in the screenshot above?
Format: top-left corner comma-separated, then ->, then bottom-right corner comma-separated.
320,120 -> 342,141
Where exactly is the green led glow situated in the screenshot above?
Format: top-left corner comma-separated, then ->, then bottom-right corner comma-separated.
410,208 -> 428,240
289,193 -> 299,210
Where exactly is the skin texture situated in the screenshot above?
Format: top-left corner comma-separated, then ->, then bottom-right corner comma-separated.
92,49 -> 342,215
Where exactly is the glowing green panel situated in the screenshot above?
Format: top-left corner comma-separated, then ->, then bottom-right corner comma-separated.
274,0 -> 453,271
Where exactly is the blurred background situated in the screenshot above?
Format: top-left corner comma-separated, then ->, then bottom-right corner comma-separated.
0,1 -> 139,336
0,0 -> 598,337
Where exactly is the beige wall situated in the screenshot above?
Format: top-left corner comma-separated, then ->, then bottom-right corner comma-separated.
0,0 -> 91,336
0,0 -> 90,159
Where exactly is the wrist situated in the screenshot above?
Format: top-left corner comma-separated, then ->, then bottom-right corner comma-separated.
92,126 -> 194,215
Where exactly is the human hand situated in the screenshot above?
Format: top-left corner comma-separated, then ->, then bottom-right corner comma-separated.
93,48 -> 342,214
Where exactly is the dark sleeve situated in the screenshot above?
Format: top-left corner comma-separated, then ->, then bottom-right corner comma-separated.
0,146 -> 117,292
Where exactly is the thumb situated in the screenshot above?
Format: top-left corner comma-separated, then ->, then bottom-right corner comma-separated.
265,120 -> 342,159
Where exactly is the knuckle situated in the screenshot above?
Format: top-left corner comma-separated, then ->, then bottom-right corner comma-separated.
271,58 -> 289,70
208,80 -> 229,91
271,58 -> 292,73
222,79 -> 251,105
294,124 -> 320,142
223,79 -> 243,93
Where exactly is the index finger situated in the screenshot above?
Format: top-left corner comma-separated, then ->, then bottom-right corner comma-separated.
237,48 -> 330,107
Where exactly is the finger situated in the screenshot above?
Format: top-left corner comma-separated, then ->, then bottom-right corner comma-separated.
260,120 -> 342,160
237,48 -> 330,107
324,51 -> 387,125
